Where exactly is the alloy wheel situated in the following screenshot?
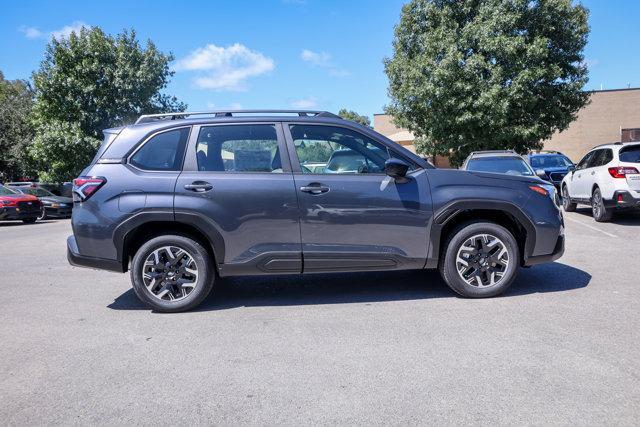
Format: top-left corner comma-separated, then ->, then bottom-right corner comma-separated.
142,246 -> 199,301
592,192 -> 602,218
455,234 -> 509,288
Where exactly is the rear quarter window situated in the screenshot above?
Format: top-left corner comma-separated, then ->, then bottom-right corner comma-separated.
130,128 -> 190,171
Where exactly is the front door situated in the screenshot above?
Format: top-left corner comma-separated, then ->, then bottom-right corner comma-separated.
571,150 -> 598,199
175,123 -> 302,276
284,123 -> 433,272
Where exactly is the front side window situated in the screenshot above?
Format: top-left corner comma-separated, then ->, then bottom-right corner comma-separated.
130,128 -> 190,171
289,124 -> 396,174
196,125 -> 281,173
466,157 -> 534,176
576,151 -> 595,170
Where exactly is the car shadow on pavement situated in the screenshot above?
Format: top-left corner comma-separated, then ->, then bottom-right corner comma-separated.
573,207 -> 640,226
0,220 -> 57,227
108,262 -> 591,312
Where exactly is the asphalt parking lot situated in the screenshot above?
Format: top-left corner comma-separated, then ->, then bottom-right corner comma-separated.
1,208 -> 640,425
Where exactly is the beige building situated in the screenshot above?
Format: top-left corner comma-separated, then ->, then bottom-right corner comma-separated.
374,87 -> 640,166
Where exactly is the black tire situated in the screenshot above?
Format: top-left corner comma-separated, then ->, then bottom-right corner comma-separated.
22,217 -> 37,224
130,235 -> 215,312
591,188 -> 613,222
37,206 -> 47,221
440,221 -> 520,298
562,185 -> 577,212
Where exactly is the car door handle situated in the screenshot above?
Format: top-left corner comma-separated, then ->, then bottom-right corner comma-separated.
184,181 -> 213,192
591,171 -> 595,175
300,185 -> 330,195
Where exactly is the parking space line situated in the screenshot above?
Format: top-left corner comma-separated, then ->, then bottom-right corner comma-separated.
564,216 -> 619,238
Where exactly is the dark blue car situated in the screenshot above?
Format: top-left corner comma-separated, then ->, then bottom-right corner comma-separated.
527,151 -> 575,189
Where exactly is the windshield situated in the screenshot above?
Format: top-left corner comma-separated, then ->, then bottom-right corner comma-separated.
0,185 -> 17,196
529,155 -> 573,168
19,188 -> 55,197
619,146 -> 640,163
466,157 -> 534,176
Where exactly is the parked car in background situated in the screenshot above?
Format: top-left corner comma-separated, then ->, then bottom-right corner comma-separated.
67,109 -> 565,312
561,142 -> 640,221
5,181 -> 71,197
0,184 -> 42,224
527,150 -> 575,189
9,186 -> 73,220
461,150 -> 537,177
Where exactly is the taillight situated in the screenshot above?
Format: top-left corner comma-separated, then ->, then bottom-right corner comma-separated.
73,177 -> 106,201
608,166 -> 639,178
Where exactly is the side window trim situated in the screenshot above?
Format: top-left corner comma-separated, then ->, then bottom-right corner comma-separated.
127,126 -> 191,173
181,122 -> 291,173
282,122 -> 419,175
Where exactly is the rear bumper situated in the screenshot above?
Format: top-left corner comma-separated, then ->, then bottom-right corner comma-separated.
523,234 -> 565,266
603,191 -> 640,209
0,206 -> 40,220
67,235 -> 124,272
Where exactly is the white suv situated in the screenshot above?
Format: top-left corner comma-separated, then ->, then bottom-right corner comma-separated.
561,142 -> 640,221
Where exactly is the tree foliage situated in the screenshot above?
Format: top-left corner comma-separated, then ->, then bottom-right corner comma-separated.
30,27 -> 186,180
338,108 -> 371,127
0,72 -> 34,181
384,0 -> 590,166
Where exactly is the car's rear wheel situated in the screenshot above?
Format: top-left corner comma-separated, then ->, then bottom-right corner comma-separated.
591,188 -> 613,222
562,185 -> 577,212
440,221 -> 519,298
130,235 -> 214,312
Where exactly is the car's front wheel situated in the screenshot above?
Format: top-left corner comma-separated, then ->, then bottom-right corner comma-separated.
440,221 -> 520,298
562,185 -> 577,212
130,235 -> 215,312
37,206 -> 47,221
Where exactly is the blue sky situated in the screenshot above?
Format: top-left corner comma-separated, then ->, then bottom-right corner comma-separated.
1,0 -> 639,119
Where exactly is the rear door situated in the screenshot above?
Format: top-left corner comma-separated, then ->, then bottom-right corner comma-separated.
284,122 -> 433,272
174,123 -> 302,276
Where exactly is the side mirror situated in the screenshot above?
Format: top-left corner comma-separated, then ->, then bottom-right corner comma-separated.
567,165 -> 576,172
384,158 -> 410,181
535,169 -> 548,179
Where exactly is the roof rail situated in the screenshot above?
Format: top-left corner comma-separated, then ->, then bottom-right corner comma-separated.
529,149 -> 562,154
135,110 -> 341,124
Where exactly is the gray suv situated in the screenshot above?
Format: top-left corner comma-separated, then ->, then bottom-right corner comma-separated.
67,110 -> 564,312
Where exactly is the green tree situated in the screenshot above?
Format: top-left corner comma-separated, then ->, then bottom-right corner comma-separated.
30,27 -> 186,180
384,0 -> 590,166
338,108 -> 371,127
0,72 -> 34,181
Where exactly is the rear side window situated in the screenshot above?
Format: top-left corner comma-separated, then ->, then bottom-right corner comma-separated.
619,146 -> 640,163
130,128 -> 190,171
196,125 -> 282,173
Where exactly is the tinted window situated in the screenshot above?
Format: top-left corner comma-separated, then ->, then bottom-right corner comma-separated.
576,151 -> 595,170
529,155 -> 573,168
466,157 -> 534,176
21,188 -> 54,197
130,128 -> 190,171
586,149 -> 605,168
196,125 -> 281,173
289,124 -> 397,174
619,145 -> 640,163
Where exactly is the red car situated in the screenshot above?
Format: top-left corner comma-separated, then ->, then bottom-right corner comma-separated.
0,184 -> 42,224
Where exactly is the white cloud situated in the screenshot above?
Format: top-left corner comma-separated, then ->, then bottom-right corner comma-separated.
175,43 -> 274,91
19,21 -> 89,40
300,49 -> 349,77
19,26 -> 43,39
290,96 -> 318,109
301,49 -> 331,67
51,21 -> 89,40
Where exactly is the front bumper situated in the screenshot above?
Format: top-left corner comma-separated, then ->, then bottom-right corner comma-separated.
67,235 -> 124,272
523,234 -> 565,266
603,191 -> 640,209
0,206 -> 40,220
